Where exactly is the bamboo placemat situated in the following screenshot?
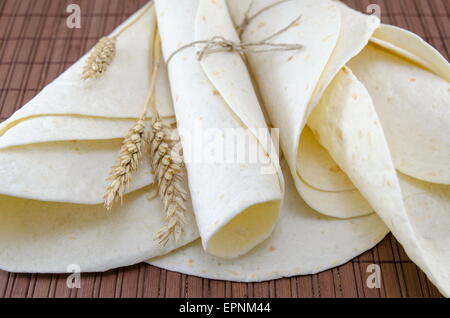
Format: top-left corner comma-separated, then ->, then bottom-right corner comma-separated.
0,0 -> 448,298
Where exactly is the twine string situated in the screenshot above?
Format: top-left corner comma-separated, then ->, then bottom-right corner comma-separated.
236,0 -> 294,37
166,14 -> 302,65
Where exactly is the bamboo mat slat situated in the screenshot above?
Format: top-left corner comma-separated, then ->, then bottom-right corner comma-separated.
0,0 -> 448,298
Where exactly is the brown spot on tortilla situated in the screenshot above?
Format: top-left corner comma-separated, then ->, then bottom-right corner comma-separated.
387,97 -> 392,103
188,259 -> 194,265
375,86 -> 380,91
410,78 -> 416,82
352,93 -> 358,100
257,22 -> 266,29
448,87 -> 450,92
287,56 -> 294,62
269,246 -> 276,252
323,34 -> 335,42
336,128 -> 344,141
329,165 -> 341,173
202,15 -> 206,21
213,90 -> 220,96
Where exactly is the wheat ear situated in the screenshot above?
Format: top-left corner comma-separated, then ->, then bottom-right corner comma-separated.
104,9 -> 159,210
143,32 -> 189,246
104,116 -> 147,210
82,2 -> 153,80
150,115 -> 189,246
82,36 -> 117,80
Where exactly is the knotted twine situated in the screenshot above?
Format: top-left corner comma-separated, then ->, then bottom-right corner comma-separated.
166,0 -> 302,65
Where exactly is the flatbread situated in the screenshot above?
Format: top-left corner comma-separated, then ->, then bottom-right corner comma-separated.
227,0 -> 379,218
0,3 -> 200,272
155,0 -> 284,259
348,44 -> 450,185
308,66 -> 450,298
0,3 -> 173,138
0,187 -> 199,273
148,162 -> 388,281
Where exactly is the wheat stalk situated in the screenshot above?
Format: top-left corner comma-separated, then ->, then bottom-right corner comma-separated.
102,22 -> 190,245
149,115 -> 189,246
82,36 -> 117,80
103,4 -> 157,210
104,116 -> 147,210
145,31 -> 190,246
81,2 -> 153,80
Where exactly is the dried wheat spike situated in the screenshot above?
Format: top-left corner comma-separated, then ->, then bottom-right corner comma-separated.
82,36 -> 117,80
149,116 -> 189,246
104,116 -> 147,210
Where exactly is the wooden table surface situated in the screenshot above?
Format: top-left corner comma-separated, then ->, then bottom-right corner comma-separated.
0,0 -> 448,298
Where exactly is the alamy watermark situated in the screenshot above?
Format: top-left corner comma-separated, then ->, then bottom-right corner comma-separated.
66,4 -> 81,29
367,4 -> 382,19
165,120 -> 280,175
66,264 -> 81,289
366,264 -> 382,289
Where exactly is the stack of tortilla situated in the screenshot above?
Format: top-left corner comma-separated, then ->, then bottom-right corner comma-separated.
0,0 -> 448,297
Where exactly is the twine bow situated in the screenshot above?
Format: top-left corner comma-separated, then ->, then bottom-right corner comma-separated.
166,7 -> 303,65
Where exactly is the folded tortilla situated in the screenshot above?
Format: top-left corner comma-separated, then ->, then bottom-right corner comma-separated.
228,0 -> 379,219
308,66 -> 450,298
229,0 -> 450,297
348,42 -> 450,185
0,3 -> 199,272
0,3 -> 168,204
0,187 -> 198,273
0,3 -> 172,137
155,0 -> 284,259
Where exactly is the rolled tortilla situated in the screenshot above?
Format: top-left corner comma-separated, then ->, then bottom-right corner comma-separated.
227,0 -> 378,218
148,162 -> 389,281
155,0 -> 284,259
